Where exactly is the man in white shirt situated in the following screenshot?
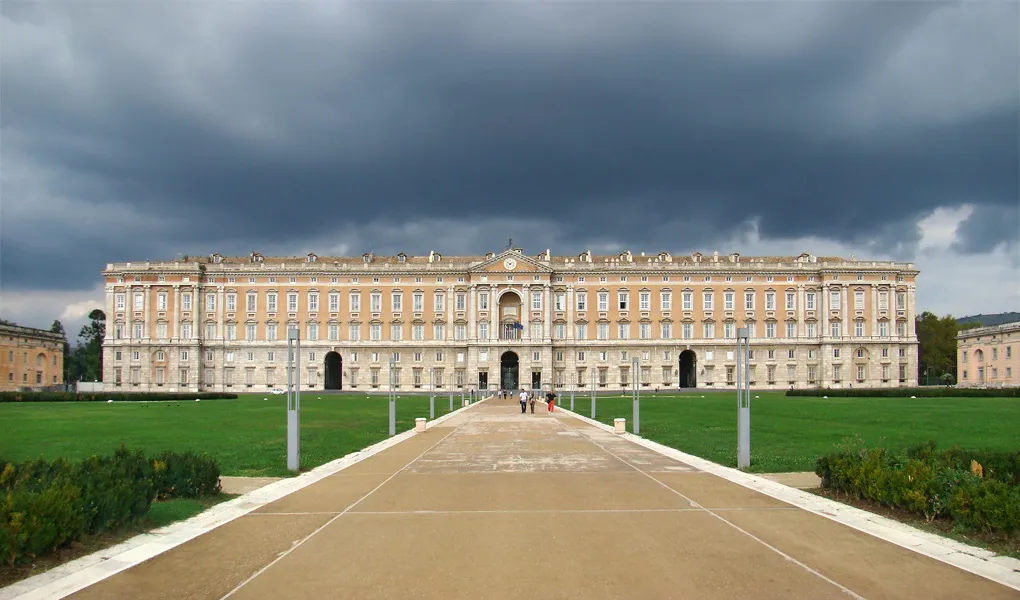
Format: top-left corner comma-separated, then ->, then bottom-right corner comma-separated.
519,389 -> 528,414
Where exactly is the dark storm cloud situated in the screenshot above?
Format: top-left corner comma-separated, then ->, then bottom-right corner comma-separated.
1,1 -> 1017,292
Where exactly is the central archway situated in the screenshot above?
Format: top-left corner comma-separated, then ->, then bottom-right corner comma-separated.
500,351 -> 519,390
324,352 -> 343,390
679,350 -> 697,388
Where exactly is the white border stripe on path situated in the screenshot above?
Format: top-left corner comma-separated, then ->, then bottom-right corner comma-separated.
0,398 -> 487,600
556,405 -> 1020,592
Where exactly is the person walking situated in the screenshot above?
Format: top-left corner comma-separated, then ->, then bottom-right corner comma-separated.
545,389 -> 557,413
528,390 -> 537,413
519,388 -> 528,414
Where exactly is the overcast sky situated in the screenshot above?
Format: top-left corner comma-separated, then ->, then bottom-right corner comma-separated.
1,1 -> 1017,340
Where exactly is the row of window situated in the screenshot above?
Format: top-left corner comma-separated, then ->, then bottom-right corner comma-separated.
112,318 -> 911,343
112,365 -> 475,387
4,351 -> 58,366
6,371 -> 58,384
115,288 -> 911,315
961,367 -> 1014,381
961,347 -> 1013,362
116,344 -> 909,367
132,271 -> 906,286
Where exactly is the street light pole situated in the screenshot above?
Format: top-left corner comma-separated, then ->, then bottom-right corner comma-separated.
286,328 -> 301,472
736,327 -> 751,470
632,357 -> 640,434
388,356 -> 396,436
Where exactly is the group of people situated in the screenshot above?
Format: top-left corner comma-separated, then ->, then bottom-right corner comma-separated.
497,388 -> 557,414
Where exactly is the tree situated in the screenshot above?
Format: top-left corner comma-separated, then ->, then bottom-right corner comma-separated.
73,309 -> 106,381
915,311 -> 963,385
50,320 -> 71,383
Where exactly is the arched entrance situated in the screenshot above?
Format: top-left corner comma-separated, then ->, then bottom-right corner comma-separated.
679,350 -> 697,388
500,351 -> 519,390
324,352 -> 343,390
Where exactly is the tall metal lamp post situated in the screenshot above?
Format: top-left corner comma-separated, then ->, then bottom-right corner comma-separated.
632,357 -> 640,434
286,328 -> 301,472
429,367 -> 435,419
388,356 -> 396,436
736,327 -> 751,470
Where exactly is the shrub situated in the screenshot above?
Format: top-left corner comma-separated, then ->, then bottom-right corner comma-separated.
0,392 -> 238,403
151,451 -> 221,500
75,447 -> 154,534
0,446 -> 221,566
816,441 -> 1020,535
788,387 -> 1020,398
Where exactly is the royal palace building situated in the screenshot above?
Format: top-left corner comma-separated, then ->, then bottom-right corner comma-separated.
1,322 -> 66,392
101,248 -> 919,392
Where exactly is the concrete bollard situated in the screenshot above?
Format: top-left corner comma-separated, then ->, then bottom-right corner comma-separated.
415,418 -> 427,432
462,398 -> 469,407
614,418 -> 626,434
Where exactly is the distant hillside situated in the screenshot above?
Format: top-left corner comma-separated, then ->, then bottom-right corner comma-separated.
956,312 -> 1020,327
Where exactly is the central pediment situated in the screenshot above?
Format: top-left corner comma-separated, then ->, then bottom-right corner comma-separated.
471,250 -> 551,274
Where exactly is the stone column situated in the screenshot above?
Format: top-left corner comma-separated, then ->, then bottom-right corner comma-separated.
105,285 -> 116,341
871,285 -> 878,338
143,284 -> 151,339
447,285 -> 455,341
543,284 -> 552,341
217,287 -> 225,341
469,285 -> 477,341
521,285 -> 530,341
174,285 -> 182,340
820,283 -> 829,339
842,283 -> 850,342
796,284 -> 804,339
566,285 -> 575,341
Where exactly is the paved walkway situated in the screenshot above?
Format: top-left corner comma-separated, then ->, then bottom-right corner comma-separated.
63,397 -> 1018,599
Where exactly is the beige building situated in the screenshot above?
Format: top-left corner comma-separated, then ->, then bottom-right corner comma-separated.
100,249 -> 919,392
1,323 -> 66,391
957,322 -> 1020,388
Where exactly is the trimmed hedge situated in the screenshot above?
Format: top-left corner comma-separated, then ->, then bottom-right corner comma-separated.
151,451 -> 221,500
788,387 -> 1020,398
816,440 -> 1020,534
0,392 -> 238,403
1,447 -> 221,566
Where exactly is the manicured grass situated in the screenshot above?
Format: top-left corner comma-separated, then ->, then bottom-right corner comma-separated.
559,392 -> 1020,473
0,393 -> 463,477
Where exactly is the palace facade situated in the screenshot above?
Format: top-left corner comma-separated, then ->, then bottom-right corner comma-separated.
1,323 -> 66,392
101,249 -> 919,392
957,322 -> 1019,388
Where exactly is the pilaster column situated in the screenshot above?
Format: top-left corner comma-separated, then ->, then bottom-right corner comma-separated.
566,285 -> 575,341
143,284 -> 151,339
796,284 -> 804,339
871,285 -> 878,339
842,284 -> 850,341
469,285 -> 477,341
447,285 -> 454,341
217,287 -> 225,341
820,283 -> 829,340
543,284 -> 552,341
521,285 -> 530,340
104,286 -> 115,341
907,284 -> 916,339
174,285 -> 182,340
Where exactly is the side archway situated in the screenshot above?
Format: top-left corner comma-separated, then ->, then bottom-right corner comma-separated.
679,350 -> 697,388
324,352 -> 343,390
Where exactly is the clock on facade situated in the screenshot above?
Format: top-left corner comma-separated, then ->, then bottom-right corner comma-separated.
503,258 -> 517,270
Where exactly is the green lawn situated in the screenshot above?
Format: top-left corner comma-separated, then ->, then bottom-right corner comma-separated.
3,392 -> 1017,477
559,392 -> 1020,473
0,393 -> 463,477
